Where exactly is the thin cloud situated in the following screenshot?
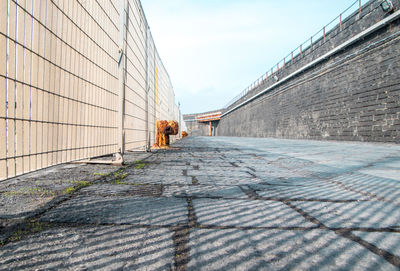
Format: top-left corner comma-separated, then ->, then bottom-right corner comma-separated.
142,0 -> 357,113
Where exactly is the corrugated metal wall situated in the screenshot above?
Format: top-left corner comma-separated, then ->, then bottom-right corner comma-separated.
0,0 -> 181,181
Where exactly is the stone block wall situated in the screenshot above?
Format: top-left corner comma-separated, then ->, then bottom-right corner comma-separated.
217,0 -> 400,143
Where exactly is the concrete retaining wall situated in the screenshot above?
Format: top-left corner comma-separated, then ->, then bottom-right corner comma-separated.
217,0 -> 400,143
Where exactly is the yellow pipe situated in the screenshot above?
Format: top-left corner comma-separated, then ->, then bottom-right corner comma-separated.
156,67 -> 159,105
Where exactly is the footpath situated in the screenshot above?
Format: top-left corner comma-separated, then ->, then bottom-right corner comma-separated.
1,136 -> 400,270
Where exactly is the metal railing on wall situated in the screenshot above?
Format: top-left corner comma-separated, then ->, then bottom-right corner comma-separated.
224,0 -> 374,109
0,0 -> 181,181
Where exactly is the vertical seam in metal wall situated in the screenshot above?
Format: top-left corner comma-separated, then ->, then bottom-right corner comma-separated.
43,0 -> 48,168
14,0 -> 18,175
29,0 -> 33,172
153,38 -> 156,142
22,0 -> 27,173
145,26 -> 149,150
5,0 -> 10,178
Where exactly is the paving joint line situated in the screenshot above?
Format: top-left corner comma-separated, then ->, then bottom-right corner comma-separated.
239,186 -> 261,200
283,200 -> 400,268
175,192 -> 372,203
171,197 -> 198,271
246,171 -> 257,178
324,178 -> 388,202
191,176 -> 199,185
236,149 -> 398,203
261,197 -> 370,203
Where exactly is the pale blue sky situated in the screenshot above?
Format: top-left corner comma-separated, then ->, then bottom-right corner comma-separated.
141,0 -> 360,114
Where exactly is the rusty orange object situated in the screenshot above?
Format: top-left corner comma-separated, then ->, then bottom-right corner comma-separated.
153,120 -> 179,148
156,120 -> 168,147
167,121 -> 179,135
181,131 -> 188,138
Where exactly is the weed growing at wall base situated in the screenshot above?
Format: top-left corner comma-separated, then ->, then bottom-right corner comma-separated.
62,181 -> 93,194
113,169 -> 129,184
133,160 -> 147,169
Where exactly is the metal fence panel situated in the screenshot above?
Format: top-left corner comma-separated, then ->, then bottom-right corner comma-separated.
0,0 -> 181,181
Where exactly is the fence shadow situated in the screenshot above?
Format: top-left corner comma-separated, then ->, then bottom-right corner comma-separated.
1,136 -> 400,270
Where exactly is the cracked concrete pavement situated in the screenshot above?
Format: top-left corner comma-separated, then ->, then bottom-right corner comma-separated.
1,136 -> 400,270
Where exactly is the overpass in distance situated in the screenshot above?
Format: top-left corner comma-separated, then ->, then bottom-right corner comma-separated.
184,0 -> 400,144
